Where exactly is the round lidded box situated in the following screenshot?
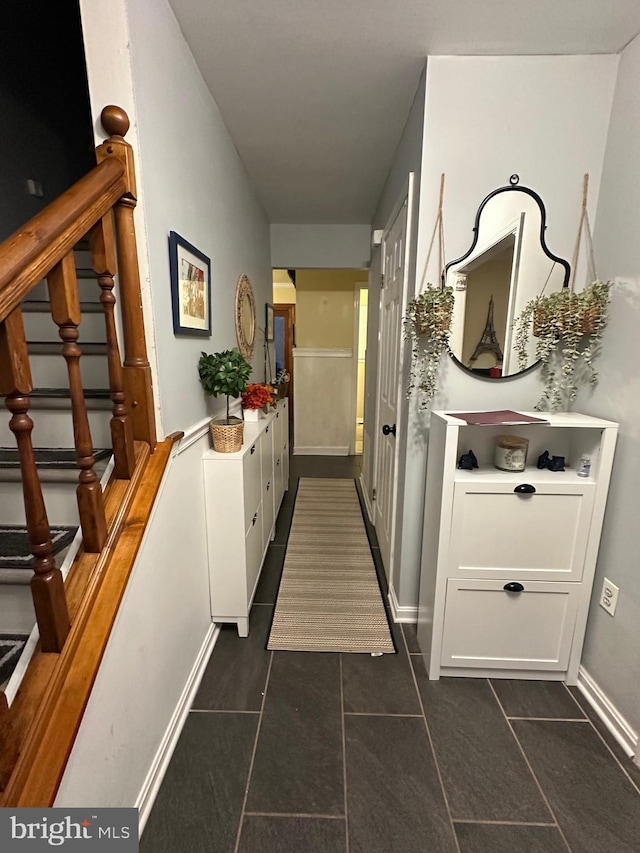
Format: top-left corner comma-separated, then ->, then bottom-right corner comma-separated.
494,434 -> 529,472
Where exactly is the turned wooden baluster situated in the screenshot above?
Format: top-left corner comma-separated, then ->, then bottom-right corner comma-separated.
90,214 -> 135,479
48,253 -> 107,553
0,308 -> 70,652
95,105 -> 156,448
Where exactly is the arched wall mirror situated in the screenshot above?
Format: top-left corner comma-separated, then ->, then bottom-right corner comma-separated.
445,175 -> 570,379
235,274 -> 256,362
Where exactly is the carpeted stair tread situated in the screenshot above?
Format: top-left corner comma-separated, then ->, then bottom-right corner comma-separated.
0,525 -> 77,570
27,341 -> 107,356
0,634 -> 29,686
0,448 -> 110,468
30,387 -> 111,399
21,301 -> 103,314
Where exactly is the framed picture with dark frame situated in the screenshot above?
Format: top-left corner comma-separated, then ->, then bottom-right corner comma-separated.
169,231 -> 212,336
265,303 -> 275,341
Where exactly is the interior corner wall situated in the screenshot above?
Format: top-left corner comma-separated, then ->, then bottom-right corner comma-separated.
82,0 -> 271,437
394,53 -> 618,611
66,0 -> 272,808
574,33 -> 640,739
362,66 -> 426,532
270,224 -> 371,269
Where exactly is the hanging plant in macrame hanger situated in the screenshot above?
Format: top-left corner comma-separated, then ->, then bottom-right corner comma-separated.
404,174 -> 455,408
513,174 -> 612,411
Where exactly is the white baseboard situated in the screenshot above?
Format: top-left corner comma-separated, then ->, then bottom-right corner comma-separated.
577,666 -> 638,759
388,584 -> 418,623
294,446 -> 349,456
136,623 -> 219,832
359,473 -> 374,523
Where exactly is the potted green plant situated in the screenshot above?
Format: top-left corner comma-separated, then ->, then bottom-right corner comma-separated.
198,348 -> 252,451
403,285 -> 455,408
513,279 -> 611,411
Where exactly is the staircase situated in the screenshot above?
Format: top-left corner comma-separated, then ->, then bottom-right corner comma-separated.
0,246 -> 112,657
0,104 -> 173,807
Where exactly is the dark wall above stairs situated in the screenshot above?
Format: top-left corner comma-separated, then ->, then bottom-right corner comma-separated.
0,0 -> 94,241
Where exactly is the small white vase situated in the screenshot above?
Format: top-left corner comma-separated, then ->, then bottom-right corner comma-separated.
243,408 -> 261,422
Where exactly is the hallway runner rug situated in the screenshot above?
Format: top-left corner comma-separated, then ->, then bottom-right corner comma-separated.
268,478 -> 395,654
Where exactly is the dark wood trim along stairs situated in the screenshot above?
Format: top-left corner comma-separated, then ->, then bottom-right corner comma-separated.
0,433 -> 181,807
0,105 -> 166,806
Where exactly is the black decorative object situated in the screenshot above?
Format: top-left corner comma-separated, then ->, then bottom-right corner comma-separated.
537,450 -> 565,471
537,450 -> 550,469
547,455 -> 566,472
468,295 -> 503,367
457,449 -> 478,470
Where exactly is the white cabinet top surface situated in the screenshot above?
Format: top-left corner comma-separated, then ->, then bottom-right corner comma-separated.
432,411 -> 618,430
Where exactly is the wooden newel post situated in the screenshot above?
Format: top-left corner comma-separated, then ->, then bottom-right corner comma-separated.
0,310 -> 70,652
95,105 -> 156,448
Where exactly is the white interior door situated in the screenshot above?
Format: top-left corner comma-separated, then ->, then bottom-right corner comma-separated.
374,198 -> 408,579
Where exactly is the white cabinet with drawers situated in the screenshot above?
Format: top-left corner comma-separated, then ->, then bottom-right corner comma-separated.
203,398 -> 289,636
417,410 -> 617,682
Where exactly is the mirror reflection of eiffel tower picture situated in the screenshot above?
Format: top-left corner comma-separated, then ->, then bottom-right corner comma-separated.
469,295 -> 503,367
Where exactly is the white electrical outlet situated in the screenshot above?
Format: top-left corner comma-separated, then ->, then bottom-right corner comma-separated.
599,577 -> 619,616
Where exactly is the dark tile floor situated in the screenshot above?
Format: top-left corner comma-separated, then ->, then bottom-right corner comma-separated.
142,456 -> 640,853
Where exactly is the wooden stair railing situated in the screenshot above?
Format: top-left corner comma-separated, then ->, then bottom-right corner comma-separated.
0,105 -> 155,652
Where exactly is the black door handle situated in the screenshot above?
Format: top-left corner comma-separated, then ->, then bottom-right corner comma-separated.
514,483 -> 536,494
382,423 -> 396,437
504,582 -> 525,593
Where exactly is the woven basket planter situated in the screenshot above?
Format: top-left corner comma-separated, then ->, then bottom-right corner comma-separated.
209,417 -> 244,453
414,308 -> 452,338
533,302 -> 602,338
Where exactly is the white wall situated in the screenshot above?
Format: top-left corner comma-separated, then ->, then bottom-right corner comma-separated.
56,432 -> 213,808
271,224 -> 370,269
62,0 -> 272,807
293,349 -> 354,455
127,0 -> 272,434
577,33 -> 640,738
393,54 -> 618,610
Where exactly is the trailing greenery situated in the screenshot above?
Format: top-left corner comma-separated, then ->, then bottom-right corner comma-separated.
198,348 -> 252,422
403,285 -> 454,408
513,280 -> 611,411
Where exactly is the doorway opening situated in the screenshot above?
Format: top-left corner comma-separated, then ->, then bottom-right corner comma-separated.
272,268 -> 367,457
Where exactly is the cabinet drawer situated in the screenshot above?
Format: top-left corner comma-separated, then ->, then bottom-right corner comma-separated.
274,453 -> 284,507
262,472 -> 275,550
261,421 -> 274,488
449,481 -> 595,582
441,579 -> 579,671
246,503 -> 263,602
243,440 -> 262,532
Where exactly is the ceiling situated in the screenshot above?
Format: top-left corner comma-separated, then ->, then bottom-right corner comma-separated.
168,0 -> 640,225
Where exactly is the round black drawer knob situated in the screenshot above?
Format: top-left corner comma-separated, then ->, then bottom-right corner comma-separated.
514,483 -> 536,494
504,582 -> 525,593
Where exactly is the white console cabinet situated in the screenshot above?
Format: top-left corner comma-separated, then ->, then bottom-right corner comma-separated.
417,411 -> 617,683
203,398 -> 289,636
